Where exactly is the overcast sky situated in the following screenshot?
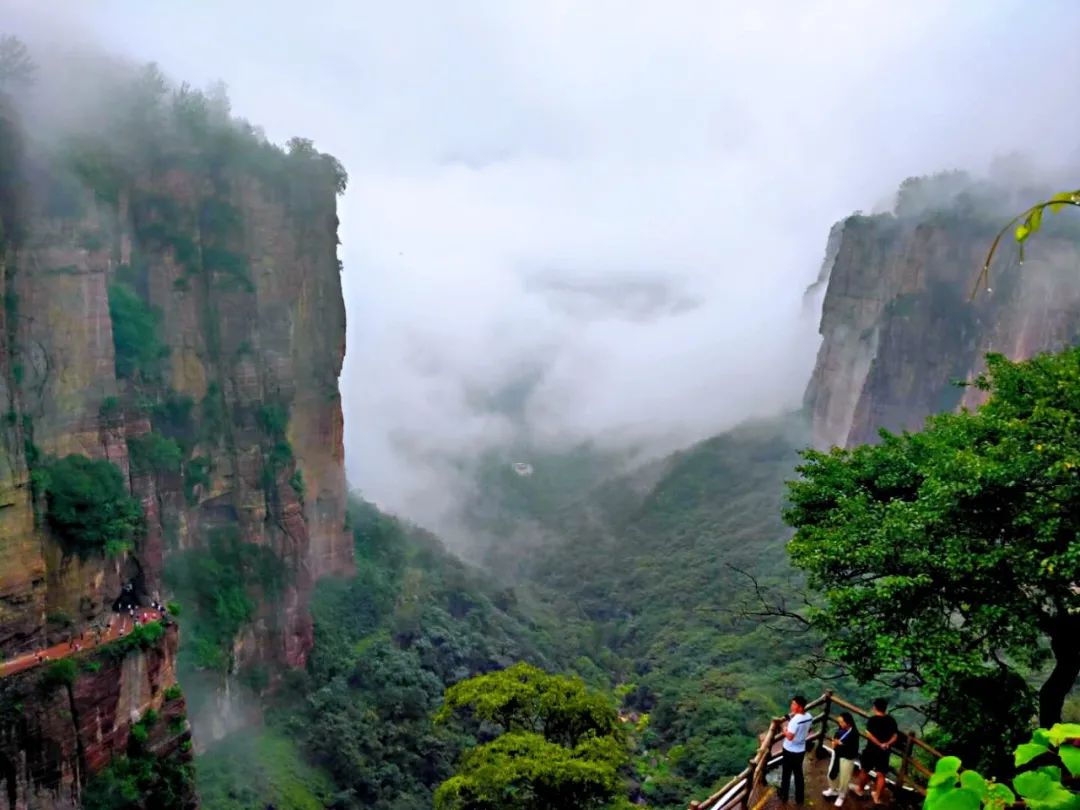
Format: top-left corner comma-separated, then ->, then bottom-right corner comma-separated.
6,1 -> 1080,530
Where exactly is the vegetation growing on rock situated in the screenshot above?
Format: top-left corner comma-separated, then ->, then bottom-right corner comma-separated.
40,454 -> 142,556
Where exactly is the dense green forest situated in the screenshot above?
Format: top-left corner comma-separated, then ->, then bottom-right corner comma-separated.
197,497 -> 576,809
194,420 -> 883,810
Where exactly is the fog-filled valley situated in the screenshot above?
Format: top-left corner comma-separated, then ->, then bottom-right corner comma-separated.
2,3 -> 1080,810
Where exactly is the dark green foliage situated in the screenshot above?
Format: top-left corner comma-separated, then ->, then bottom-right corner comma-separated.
64,136 -> 124,206
40,454 -> 142,555
199,382 -> 227,443
268,440 -> 293,468
929,670 -> 1038,777
182,456 -> 210,504
240,663 -> 270,694
99,396 -> 121,420
45,610 -> 72,627
165,527 -> 287,672
3,287 -> 17,326
437,663 -> 621,747
0,35 -> 36,88
108,282 -> 169,382
786,348 -> 1080,732
289,469 -> 305,502
40,659 -> 78,691
129,722 -> 149,746
81,750 -> 193,810
151,392 -> 195,445
203,246 -> 254,292
195,730 -> 336,810
256,497 -> 559,809
525,419 -> 819,803
256,402 -> 289,438
163,684 -> 183,701
100,621 -> 165,660
127,431 -> 182,475
434,664 -> 629,810
257,402 -> 295,496
198,198 -> 241,242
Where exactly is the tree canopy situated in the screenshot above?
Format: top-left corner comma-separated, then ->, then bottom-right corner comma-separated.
0,35 -> 35,89
434,663 -> 630,810
42,454 -> 143,556
786,347 -> 1080,768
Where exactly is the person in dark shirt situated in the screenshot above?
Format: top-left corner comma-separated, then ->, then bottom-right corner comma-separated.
823,712 -> 859,806
852,698 -> 898,803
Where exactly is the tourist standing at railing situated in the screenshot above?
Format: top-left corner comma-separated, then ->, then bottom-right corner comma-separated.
779,695 -> 813,804
851,698 -> 898,804
823,712 -> 859,806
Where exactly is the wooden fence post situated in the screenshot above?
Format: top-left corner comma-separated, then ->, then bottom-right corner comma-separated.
818,691 -> 833,759
895,730 -> 915,794
752,717 -> 782,791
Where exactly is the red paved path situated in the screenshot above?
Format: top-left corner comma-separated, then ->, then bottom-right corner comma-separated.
0,608 -> 163,678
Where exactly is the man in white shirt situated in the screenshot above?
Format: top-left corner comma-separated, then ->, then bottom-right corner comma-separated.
779,695 -> 813,804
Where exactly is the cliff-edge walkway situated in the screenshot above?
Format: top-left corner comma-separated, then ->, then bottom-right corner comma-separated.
0,607 -> 164,678
689,692 -> 946,810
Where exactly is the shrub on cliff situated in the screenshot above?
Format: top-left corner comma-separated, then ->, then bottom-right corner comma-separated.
127,431 -> 182,476
108,282 -> 169,382
41,454 -> 142,555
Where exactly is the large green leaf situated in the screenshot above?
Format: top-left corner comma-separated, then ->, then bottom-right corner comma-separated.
929,786 -> 982,810
930,770 -> 960,789
1038,766 -> 1062,783
1058,746 -> 1080,778
1016,742 -> 1051,767
1026,786 -> 1080,810
1047,724 -> 1080,747
934,756 -> 962,776
1014,770 -> 1054,801
960,770 -> 987,800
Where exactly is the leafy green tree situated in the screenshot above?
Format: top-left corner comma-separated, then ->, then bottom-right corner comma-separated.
434,663 -> 630,810
786,348 -> 1080,745
42,455 -> 142,555
0,35 -> 35,88
108,283 -> 169,382
127,431 -> 183,475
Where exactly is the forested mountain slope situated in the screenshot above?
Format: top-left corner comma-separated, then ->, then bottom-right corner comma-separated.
467,171 -> 1080,806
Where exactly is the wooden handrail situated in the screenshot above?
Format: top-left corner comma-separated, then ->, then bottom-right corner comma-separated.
689,691 -> 950,810
912,736 -> 947,759
830,694 -> 872,719
911,759 -> 933,778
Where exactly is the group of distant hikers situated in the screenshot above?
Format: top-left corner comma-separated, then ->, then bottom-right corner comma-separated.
20,582 -> 170,669
779,695 -> 898,807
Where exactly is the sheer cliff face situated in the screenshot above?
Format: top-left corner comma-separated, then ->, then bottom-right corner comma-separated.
805,197 -> 1080,449
0,626 -> 194,810
0,106 -> 351,664
0,73 -> 351,797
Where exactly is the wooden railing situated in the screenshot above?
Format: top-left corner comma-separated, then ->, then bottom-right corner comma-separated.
688,692 -> 946,810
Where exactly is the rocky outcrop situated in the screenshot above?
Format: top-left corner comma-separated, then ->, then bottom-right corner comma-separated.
0,64 -> 352,796
0,625 -> 193,810
805,180 -> 1080,448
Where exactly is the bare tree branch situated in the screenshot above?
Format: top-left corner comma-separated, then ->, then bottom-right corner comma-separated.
726,564 -> 813,629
